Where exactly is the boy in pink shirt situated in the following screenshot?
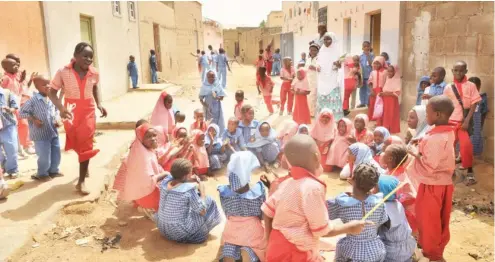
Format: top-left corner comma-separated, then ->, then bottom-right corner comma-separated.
443,61 -> 480,186
407,95 -> 456,262
262,134 -> 368,261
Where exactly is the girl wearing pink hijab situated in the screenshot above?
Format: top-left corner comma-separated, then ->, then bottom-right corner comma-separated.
150,91 -> 175,136
379,64 -> 401,134
291,68 -> 311,125
326,118 -> 353,169
349,113 -> 374,146
116,123 -> 169,217
367,56 -> 387,123
310,108 -> 336,172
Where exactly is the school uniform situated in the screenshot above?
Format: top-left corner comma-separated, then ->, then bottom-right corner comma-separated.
221,128 -> 245,159
258,75 -> 275,114
127,61 -> 138,88
150,54 -> 158,83
0,89 -> 19,175
471,92 -> 488,156
2,72 -> 31,149
367,57 -> 387,122
280,67 -> 295,114
238,120 -> 259,146
19,93 -> 61,177
246,121 -> 280,164
359,52 -> 375,106
443,77 -> 481,169
407,125 -> 456,261
234,101 -> 243,120
156,175 -> 222,244
205,124 -> 227,170
216,54 -> 228,89
328,193 -> 388,262
272,53 -> 281,75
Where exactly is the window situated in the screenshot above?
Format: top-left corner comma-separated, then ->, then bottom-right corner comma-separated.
112,1 -> 121,16
318,6 -> 327,25
128,1 -> 136,21
289,9 -> 292,19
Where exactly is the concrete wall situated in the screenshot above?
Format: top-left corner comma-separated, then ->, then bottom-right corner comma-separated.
203,21 -> 223,52
282,1 -> 321,37
173,1 -> 203,76
400,1 -> 494,162
0,2 -> 49,76
238,27 -> 282,65
267,11 -> 284,28
138,2 -> 177,83
43,1 -> 141,100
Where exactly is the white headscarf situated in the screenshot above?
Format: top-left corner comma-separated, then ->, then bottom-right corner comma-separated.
227,151 -> 260,191
412,105 -> 430,140
316,32 -> 344,96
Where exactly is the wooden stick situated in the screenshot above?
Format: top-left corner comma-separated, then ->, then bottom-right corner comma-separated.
361,154 -> 409,221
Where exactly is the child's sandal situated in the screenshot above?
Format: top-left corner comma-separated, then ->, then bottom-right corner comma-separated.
464,173 -> 477,186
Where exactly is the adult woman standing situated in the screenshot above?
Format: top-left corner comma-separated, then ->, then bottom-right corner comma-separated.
316,32 -> 344,121
49,42 -> 107,195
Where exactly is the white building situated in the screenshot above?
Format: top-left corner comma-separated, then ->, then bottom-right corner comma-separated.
43,1 -> 141,100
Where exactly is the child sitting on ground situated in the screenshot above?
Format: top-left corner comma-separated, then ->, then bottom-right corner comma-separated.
205,123 -> 227,172
156,159 -> 221,244
310,109 -> 336,172
328,163 -> 389,262
221,117 -> 246,160
159,126 -> 193,171
218,152 -> 266,262
234,90 -> 244,120
377,175 -> 417,262
326,118 -> 353,170
190,130 -> 209,179
407,95 -> 456,261
19,75 -> 63,180
262,135 -> 368,261
370,126 -> 391,159
174,111 -> 185,126
297,124 -> 309,135
349,113 -> 374,145
276,119 -> 298,169
190,108 -> 207,133
246,121 -> 280,172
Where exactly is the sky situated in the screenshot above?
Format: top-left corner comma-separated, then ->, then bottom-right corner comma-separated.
200,0 -> 283,28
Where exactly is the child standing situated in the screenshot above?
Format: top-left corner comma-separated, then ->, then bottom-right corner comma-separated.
19,75 -> 62,180
262,135 -> 368,261
291,68 -> 311,125
190,108 -> 207,133
380,64 -> 401,133
222,117 -> 246,159
279,57 -> 295,116
422,67 -> 447,103
218,151 -> 266,261
246,121 -> 280,171
468,77 -> 488,156
255,54 -> 265,85
205,123 -> 227,172
257,66 -> 275,115
367,56 -> 387,122
326,118 -> 353,169
156,159 -> 221,243
234,90 -> 244,120
272,48 -> 281,76
349,114 -> 374,145
310,109 -> 335,172
377,175 -> 417,262
127,55 -> 138,89
407,95 -> 456,261
328,163 -> 389,262
358,41 -> 375,108
443,61 -> 480,185
216,48 -> 231,89
343,55 -> 361,115
149,50 -> 158,84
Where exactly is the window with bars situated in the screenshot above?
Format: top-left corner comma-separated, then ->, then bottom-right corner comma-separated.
318,6 -> 327,25
128,1 -> 136,21
112,1 -> 121,17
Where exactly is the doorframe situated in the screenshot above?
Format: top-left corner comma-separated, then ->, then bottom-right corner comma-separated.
79,15 -> 98,67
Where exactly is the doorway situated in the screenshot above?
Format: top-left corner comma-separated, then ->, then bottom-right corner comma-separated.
153,23 -> 162,72
80,15 -> 97,66
370,12 -> 381,55
343,18 -> 351,54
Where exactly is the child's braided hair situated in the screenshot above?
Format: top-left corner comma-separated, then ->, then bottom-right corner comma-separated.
353,163 -> 380,193
386,144 -> 408,169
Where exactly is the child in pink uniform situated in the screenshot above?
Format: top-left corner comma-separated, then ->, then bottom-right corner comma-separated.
292,68 -> 311,125
350,114 -> 374,146
326,118 -> 352,169
279,57 -> 295,115
257,66 -> 275,115
234,90 -> 244,120
367,56 -> 387,122
407,95 -> 456,261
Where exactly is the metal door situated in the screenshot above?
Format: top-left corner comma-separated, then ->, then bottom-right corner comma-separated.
280,32 -> 294,60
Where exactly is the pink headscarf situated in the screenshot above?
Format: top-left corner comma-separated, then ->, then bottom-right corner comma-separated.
326,118 -> 353,167
277,119 -> 299,148
120,124 -> 163,201
293,68 -> 309,91
383,64 -> 401,94
191,130 -> 209,169
387,135 -> 404,145
150,91 -> 175,135
310,108 -> 335,142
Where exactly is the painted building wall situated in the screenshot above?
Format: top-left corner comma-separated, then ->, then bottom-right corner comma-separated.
0,2 -> 49,77
138,1 -> 177,83
282,1 -> 321,37
238,27 -> 282,65
266,11 -> 284,28
173,1 -> 204,76
43,1 -> 141,100
401,1 -> 494,162
203,20 -> 223,52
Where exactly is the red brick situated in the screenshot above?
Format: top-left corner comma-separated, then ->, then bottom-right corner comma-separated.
479,34 -> 494,55
436,2 -> 457,19
429,20 -> 446,37
468,15 -> 494,36
445,17 -> 469,36
456,2 -> 482,16
456,36 -> 479,55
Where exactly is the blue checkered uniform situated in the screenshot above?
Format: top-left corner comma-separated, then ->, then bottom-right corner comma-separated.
156,176 -> 221,244
328,193 -> 389,262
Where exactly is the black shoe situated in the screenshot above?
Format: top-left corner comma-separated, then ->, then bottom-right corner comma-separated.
357,104 -> 366,108
344,109 -> 350,116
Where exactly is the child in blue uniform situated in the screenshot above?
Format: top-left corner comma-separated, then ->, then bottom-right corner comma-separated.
127,55 -> 138,89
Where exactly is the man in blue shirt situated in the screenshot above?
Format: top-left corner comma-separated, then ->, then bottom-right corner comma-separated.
149,50 -> 158,84
358,41 -> 374,108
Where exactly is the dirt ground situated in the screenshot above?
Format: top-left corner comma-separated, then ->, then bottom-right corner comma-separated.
9,64 -> 495,262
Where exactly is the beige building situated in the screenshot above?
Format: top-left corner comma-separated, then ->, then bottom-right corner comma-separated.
138,1 -> 178,83
173,1 -> 204,76
43,1 -> 141,100
223,27 -> 256,60
203,18 -> 223,52
0,2 -> 50,77
400,1 -> 494,162
266,11 -> 284,28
